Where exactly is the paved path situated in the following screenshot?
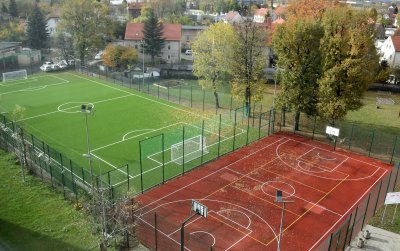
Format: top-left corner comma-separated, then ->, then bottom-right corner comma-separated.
346,225 -> 400,251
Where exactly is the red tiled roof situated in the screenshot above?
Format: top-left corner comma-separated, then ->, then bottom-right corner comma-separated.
391,35 -> 400,52
273,17 -> 285,25
274,6 -> 286,16
226,11 -> 240,21
128,2 -> 145,9
125,23 -> 181,41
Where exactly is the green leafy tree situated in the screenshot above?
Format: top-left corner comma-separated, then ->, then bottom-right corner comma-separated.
59,0 -> 113,68
143,10 -> 165,64
230,20 -> 267,114
273,17 -> 324,130
8,0 -> 17,17
318,7 -> 379,124
1,2 -> 8,13
192,23 -> 236,110
55,32 -> 74,65
0,21 -> 25,41
103,44 -> 138,70
368,7 -> 378,22
26,4 -> 49,49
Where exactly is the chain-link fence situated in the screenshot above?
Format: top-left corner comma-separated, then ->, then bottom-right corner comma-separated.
275,108 -> 400,164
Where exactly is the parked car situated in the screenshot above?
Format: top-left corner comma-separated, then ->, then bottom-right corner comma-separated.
95,51 -> 103,60
51,64 -> 60,71
185,50 -> 193,55
40,62 -> 53,72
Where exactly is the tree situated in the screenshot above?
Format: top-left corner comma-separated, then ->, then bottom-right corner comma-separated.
273,17 -> 324,130
143,10 -> 165,64
26,4 -> 49,50
1,2 -> 8,13
318,7 -> 379,123
103,44 -> 138,70
192,23 -> 236,110
55,32 -> 74,65
286,0 -> 334,21
367,8 -> 378,22
59,0 -> 113,68
230,20 -> 267,115
0,21 -> 25,41
8,0 -> 17,17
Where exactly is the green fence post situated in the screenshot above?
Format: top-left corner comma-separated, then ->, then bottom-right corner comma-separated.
368,130 -> 375,157
179,86 -> 181,104
268,110 -> 272,136
158,84 -> 160,98
61,170 -> 66,198
327,233 -> 333,251
108,171 -> 111,188
201,120 -> 205,164
393,163 -> 399,191
348,124 -> 355,150
361,193 -> 371,230
190,86 -> 193,108
31,134 -> 35,149
81,167 -> 85,185
229,96 -> 233,120
69,160 -> 75,192
202,90 -> 205,112
349,207 -> 359,243
49,165 -> 54,188
168,87 -> 170,101
126,164 -> 130,191
182,126 -> 185,174
162,133 -> 165,183
312,115 -> 317,140
258,112 -> 262,139
373,181 -> 383,216
233,110 -> 237,151
139,141 -> 144,193
252,103 -> 256,127
390,135 -> 398,164
342,214 -> 353,250
246,110 -> 250,145
147,80 -> 150,94
217,114 -> 221,158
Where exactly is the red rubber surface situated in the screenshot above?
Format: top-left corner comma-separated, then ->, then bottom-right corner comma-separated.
135,132 -> 394,251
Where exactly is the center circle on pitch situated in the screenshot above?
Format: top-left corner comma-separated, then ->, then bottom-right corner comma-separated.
261,181 -> 295,199
58,102 -> 94,114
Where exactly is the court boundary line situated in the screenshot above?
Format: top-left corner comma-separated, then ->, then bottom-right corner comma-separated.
276,138 -> 384,181
307,169 -> 388,251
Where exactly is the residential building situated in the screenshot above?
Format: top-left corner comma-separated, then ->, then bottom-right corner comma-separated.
124,23 -> 181,64
181,25 -> 207,50
224,11 -> 244,24
379,35 -> 400,67
253,8 -> 269,23
46,11 -> 60,37
127,2 -> 145,19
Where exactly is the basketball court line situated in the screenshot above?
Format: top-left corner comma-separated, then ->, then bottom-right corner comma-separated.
307,169 -> 388,251
135,137 -> 286,212
296,147 -> 349,173
276,138 -> 384,181
226,167 -> 343,217
265,173 -> 350,248
217,209 -> 252,229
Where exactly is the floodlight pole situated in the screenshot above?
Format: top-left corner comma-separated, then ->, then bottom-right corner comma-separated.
275,190 -> 294,251
82,105 -> 93,178
181,213 -> 197,251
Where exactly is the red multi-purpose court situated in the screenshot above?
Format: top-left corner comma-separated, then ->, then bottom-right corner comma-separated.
135,132 -> 396,251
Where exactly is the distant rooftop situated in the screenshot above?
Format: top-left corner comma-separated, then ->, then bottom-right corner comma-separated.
0,42 -> 22,51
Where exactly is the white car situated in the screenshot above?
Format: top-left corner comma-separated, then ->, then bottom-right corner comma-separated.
40,65 -> 52,72
185,50 -> 193,55
95,51 -> 103,60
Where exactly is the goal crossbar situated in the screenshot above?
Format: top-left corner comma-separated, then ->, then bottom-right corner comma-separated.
2,69 -> 28,82
171,135 -> 208,165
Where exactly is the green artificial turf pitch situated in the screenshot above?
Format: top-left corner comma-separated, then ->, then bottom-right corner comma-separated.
0,72 -> 261,194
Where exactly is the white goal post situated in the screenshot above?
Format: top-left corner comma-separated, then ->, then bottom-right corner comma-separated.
171,135 -> 208,165
2,69 -> 28,82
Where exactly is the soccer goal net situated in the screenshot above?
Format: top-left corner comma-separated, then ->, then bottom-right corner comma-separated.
2,69 -> 28,82
171,135 -> 208,165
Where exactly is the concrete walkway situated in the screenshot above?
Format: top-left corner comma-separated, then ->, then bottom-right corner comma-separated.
346,225 -> 400,251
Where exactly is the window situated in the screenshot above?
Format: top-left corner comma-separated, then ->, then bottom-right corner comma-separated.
168,45 -> 171,50
167,55 -> 171,60
186,35 -> 190,41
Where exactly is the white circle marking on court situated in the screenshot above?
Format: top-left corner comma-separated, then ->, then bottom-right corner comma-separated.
262,180 -> 295,199
297,161 -> 327,173
217,209 -> 252,229
316,152 -> 336,161
189,231 -> 216,246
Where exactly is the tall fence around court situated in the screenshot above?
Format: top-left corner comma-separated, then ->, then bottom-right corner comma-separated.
316,162 -> 400,251
273,108 -> 400,164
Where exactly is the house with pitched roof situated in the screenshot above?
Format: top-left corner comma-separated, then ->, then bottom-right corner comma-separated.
124,23 -> 181,64
379,35 -> 400,67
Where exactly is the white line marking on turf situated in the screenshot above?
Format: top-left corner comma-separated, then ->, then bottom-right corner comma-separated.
0,78 -> 38,86
122,129 -> 155,141
91,153 -> 134,178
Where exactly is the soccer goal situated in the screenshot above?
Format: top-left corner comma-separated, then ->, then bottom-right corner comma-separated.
2,69 -> 28,82
171,135 -> 208,165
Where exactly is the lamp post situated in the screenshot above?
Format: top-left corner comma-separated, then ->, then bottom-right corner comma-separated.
81,104 -> 94,177
275,190 -> 294,251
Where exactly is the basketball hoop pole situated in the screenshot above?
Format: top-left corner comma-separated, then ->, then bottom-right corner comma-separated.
180,213 -> 197,251
275,190 -> 294,251
334,136 -> 337,151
